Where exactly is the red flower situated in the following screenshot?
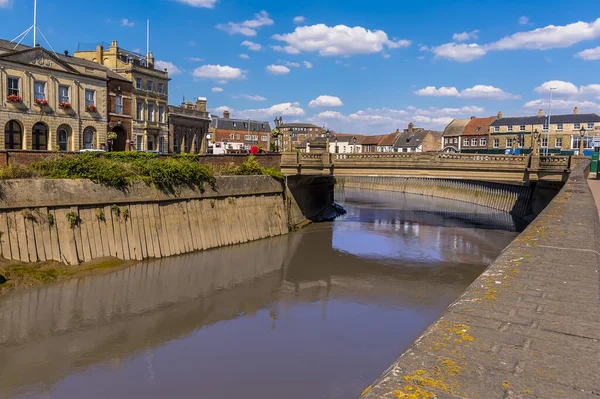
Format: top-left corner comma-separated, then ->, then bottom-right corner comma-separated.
7,94 -> 22,103
86,104 -> 97,112
34,98 -> 49,107
59,102 -> 72,109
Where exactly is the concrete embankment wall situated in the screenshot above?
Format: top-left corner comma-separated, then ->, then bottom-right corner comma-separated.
338,176 -> 535,217
0,176 -> 292,265
361,162 -> 600,398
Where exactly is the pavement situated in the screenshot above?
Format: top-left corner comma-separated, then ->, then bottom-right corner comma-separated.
587,177 -> 600,217
362,164 -> 600,399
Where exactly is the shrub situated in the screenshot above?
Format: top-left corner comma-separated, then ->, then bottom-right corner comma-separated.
66,211 -> 81,229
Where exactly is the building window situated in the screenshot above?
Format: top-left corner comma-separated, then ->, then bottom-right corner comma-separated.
244,134 -> 251,140
159,138 -> 166,154
557,123 -> 563,131
158,105 -> 164,123
158,83 -> 164,94
58,85 -> 69,103
136,102 -> 143,121
115,94 -> 123,114
493,138 -> 499,148
147,136 -> 154,151
58,128 -> 69,151
555,137 -> 563,148
232,122 -> 237,127
573,136 -> 594,150
229,133 -> 235,140
83,129 -> 95,149
494,126 -> 500,132
34,81 -> 45,101
7,77 -> 19,96
236,134 -> 240,140
85,90 -> 95,107
519,125 -> 526,132
261,136 -> 268,142
463,138 -> 469,146
508,125 -> 513,132
148,103 -> 154,122
480,138 -> 486,146
471,138 -> 477,146
4,120 -> 22,149
147,80 -> 154,92
543,122 -> 549,131
541,137 -> 548,148
135,78 -> 143,89
136,135 -> 143,151
574,123 -> 581,130
453,137 -> 457,144
506,138 -> 513,148
173,135 -> 180,153
32,122 -> 48,150
588,123 -> 594,130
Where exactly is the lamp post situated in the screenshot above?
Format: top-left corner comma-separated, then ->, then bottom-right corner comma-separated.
532,129 -> 540,155
512,135 -> 518,154
579,126 -> 587,155
325,129 -> 331,153
288,127 -> 293,152
353,136 -> 357,153
335,137 -> 338,153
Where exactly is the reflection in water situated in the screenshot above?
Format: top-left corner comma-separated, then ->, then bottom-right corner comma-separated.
0,190 -> 520,399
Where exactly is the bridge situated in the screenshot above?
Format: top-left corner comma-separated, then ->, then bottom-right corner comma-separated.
281,152 -> 582,183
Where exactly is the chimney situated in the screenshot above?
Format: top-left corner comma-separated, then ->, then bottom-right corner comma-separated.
223,110 -> 230,119
184,102 -> 194,110
574,106 -> 579,115
110,40 -> 118,49
147,51 -> 155,67
497,111 -> 503,119
408,122 -> 414,133
538,109 -> 543,117
196,97 -> 207,112
95,45 -> 104,65
471,116 -> 476,120
396,129 -> 400,133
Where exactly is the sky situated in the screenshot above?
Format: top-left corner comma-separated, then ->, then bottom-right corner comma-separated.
1,0 -> 600,134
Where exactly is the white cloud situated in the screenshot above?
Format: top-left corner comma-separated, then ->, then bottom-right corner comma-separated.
186,57 -> 204,62
383,53 -> 391,59
121,18 -> 135,27
303,61 -> 313,68
278,60 -> 301,68
239,53 -> 250,59
452,30 -> 479,42
576,46 -> 600,60
518,16 -> 530,25
534,80 -> 580,95
241,40 -> 262,51
316,111 -> 346,119
235,102 -> 305,119
193,65 -> 246,80
233,94 -> 267,101
432,18 -> 600,62
272,24 -> 411,56
0,0 -> 10,7
155,60 -> 181,75
309,95 -> 344,108
431,43 -> 487,62
293,16 -> 305,24
270,45 -> 301,54
174,0 -> 218,8
212,106 -> 234,115
414,85 -> 519,100
266,64 -> 290,75
216,10 -> 273,37
524,98 -> 600,112
212,87 -> 224,93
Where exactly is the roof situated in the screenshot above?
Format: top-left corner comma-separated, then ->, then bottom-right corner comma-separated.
334,133 -> 365,143
443,119 -> 471,137
393,131 -> 429,149
211,116 -> 271,132
491,113 -> 600,126
361,134 -> 386,145
295,137 -> 327,149
279,123 -> 321,129
463,116 -> 497,136
379,133 -> 400,146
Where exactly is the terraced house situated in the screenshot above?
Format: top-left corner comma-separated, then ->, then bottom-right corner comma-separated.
489,108 -> 600,154
74,41 -> 170,152
460,116 -> 497,153
0,40 -> 109,151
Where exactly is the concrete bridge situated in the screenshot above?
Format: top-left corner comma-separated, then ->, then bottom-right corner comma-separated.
281,152 -> 582,183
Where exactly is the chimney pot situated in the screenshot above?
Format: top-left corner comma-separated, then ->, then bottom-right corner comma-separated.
223,110 -> 230,119
574,106 -> 579,115
538,109 -> 543,117
471,116 -> 476,119
497,111 -> 503,119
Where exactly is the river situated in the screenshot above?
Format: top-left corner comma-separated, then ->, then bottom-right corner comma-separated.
0,189 -> 522,399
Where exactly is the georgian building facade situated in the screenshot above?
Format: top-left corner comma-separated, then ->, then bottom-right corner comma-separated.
74,41 -> 170,152
210,110 -> 271,151
168,97 -> 211,154
0,40 -> 108,151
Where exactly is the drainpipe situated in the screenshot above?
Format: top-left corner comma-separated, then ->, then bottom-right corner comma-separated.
75,80 -> 81,150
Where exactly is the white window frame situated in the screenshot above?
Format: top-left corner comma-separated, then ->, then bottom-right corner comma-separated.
147,103 -> 155,122
507,125 -> 513,132
58,85 -> 69,103
7,76 -> 19,96
244,134 -> 251,140
85,89 -> 95,107
136,102 -> 143,121
158,82 -> 164,94
493,138 -> 499,148
494,126 -> 500,132
541,137 -> 548,148
506,138 -> 513,148
574,123 -> 581,130
587,123 -> 594,130
480,138 -> 486,146
463,138 -> 469,146
557,123 -> 564,131
158,105 -> 165,123
555,137 -> 563,148
34,81 -> 46,101
135,78 -> 143,89
519,125 -> 526,132
115,94 -> 123,114
147,80 -> 154,92
471,138 -> 477,146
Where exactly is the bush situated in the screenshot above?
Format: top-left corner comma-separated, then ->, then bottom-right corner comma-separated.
236,156 -> 284,179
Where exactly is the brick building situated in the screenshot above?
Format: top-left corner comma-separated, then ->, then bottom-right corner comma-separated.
393,123 -> 442,153
273,117 -> 325,151
442,118 -> 470,152
74,40 -> 170,152
461,116 -> 497,153
168,97 -> 211,154
106,72 -> 133,151
210,110 -> 271,151
0,39 -> 109,151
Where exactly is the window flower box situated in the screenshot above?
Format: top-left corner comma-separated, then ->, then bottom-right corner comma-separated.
58,102 -> 72,110
7,94 -> 22,103
86,104 -> 97,112
34,98 -> 49,107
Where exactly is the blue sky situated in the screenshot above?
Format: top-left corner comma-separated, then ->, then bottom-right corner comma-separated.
1,0 -> 600,133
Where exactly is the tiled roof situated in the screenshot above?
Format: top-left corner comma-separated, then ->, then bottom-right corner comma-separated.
211,116 -> 271,132
443,119 -> 471,137
393,131 -> 429,149
361,134 -> 386,145
463,116 -> 497,136
379,133 -> 400,146
491,113 -> 600,126
334,134 -> 365,143
279,123 -> 321,128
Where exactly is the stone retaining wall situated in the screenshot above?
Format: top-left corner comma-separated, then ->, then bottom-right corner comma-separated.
0,176 -> 290,265
338,176 -> 534,217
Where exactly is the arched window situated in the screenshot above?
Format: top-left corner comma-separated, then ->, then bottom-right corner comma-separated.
83,129 -> 95,149
58,128 -> 69,151
4,120 -> 22,149
32,122 -> 48,151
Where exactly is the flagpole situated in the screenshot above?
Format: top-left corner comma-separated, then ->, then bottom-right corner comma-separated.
33,0 -> 37,46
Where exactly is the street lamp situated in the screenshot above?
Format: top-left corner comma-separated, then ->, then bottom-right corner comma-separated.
353,136 -> 357,153
334,137 -> 339,154
512,135 -> 518,154
325,129 -> 331,153
532,129 -> 540,155
288,127 -> 294,152
579,126 -> 587,155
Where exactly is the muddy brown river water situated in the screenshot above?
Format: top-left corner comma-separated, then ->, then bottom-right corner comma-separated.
0,189 -> 521,399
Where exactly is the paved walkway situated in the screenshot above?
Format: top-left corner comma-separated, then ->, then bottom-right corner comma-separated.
587,177 -> 600,216
362,167 -> 600,398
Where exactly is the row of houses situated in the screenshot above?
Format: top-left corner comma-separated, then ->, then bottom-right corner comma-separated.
443,108 -> 600,154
